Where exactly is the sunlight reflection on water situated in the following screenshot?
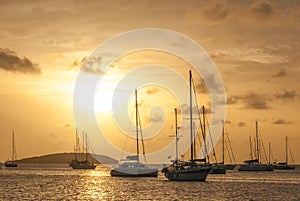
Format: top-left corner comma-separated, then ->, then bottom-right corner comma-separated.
0,164 -> 299,200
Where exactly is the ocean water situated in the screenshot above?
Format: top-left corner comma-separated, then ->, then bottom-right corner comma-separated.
0,164 -> 299,200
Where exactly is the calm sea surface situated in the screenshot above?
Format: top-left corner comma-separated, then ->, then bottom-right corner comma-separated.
0,164 -> 299,200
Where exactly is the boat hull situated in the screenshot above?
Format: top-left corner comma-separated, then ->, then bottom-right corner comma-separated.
70,160 -> 96,169
238,164 -> 274,171
4,161 -> 17,168
110,168 -> 158,177
209,165 -> 226,174
274,165 -> 295,170
162,165 -> 210,181
224,164 -> 236,170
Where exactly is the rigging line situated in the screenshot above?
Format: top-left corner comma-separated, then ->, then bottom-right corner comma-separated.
204,111 -> 218,163
258,126 -> 268,163
191,75 -> 208,162
224,126 -> 236,163
120,106 -> 135,160
225,138 -> 232,163
288,141 -> 295,164
138,105 -> 147,164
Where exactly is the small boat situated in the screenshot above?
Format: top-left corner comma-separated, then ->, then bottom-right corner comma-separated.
70,130 -> 96,170
162,71 -> 211,181
238,121 -> 274,171
274,136 -> 295,170
5,131 -> 17,168
110,89 -> 158,177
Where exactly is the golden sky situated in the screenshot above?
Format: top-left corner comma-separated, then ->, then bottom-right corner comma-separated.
0,0 -> 299,164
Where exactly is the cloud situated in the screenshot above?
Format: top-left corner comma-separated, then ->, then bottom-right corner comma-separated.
249,2 -> 274,19
272,119 -> 293,125
150,112 -> 163,123
237,122 -> 246,127
272,68 -> 287,77
227,89 -> 299,110
203,4 -> 229,21
274,89 -> 298,100
146,87 -> 159,94
225,120 -> 232,124
71,56 -> 107,74
227,92 -> 271,110
178,104 -> 200,115
0,48 -> 41,74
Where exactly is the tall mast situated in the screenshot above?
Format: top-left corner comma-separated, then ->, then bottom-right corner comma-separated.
189,70 -> 194,161
255,121 -> 259,163
193,122 -> 196,159
202,106 -> 207,162
135,89 -> 140,164
285,136 -> 288,164
268,141 -> 271,164
222,120 -> 225,164
75,128 -> 78,161
85,132 -> 88,162
12,131 -> 15,162
175,108 -> 178,162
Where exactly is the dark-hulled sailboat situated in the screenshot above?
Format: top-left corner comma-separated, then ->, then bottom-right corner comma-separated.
162,70 -> 211,181
238,121 -> 274,171
5,131 -> 17,168
274,136 -> 295,170
70,130 -> 96,170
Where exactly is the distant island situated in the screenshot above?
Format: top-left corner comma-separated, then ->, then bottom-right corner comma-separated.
16,153 -> 118,164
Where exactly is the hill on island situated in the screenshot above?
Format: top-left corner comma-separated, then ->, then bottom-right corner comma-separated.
16,153 -> 118,164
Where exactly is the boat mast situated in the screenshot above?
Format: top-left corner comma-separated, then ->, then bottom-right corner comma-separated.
285,136 -> 288,164
85,132 -> 88,162
75,128 -> 78,161
249,136 -> 253,159
268,142 -> 271,164
202,106 -> 207,162
222,120 -> 225,164
135,89 -> 140,164
189,70 -> 194,161
174,108 -> 178,163
255,121 -> 259,163
12,131 -> 15,162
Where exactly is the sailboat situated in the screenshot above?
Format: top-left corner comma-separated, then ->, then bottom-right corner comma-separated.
70,130 -> 96,170
238,121 -> 274,171
162,70 -> 211,181
110,89 -> 158,177
5,131 -> 18,168
274,136 -> 295,170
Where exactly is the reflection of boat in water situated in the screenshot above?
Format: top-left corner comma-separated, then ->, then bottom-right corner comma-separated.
274,136 -> 295,170
238,121 -> 274,171
162,71 -> 211,181
5,131 -> 17,168
110,89 -> 158,177
70,129 -> 96,170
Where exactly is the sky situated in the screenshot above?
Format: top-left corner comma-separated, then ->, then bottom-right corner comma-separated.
0,0 -> 299,164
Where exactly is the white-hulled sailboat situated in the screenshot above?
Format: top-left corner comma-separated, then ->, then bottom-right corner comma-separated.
110,89 -> 158,177
162,70 -> 211,181
5,131 -> 17,168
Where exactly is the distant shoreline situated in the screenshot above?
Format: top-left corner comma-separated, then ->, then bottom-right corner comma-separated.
12,152 -> 118,164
